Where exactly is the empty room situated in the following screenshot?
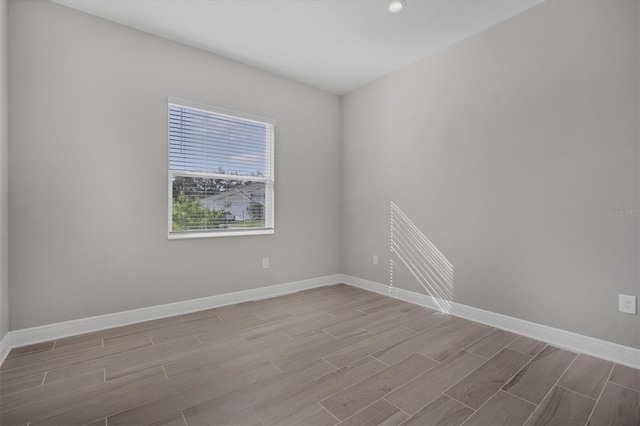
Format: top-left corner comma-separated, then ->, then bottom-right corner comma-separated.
0,0 -> 638,425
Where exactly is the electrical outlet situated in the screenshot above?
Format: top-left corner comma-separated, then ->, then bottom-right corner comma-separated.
373,255 -> 379,265
619,294 -> 636,314
262,258 -> 269,269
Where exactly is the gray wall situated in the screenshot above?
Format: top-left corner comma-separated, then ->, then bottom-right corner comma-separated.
8,0 -> 342,330
341,0 -> 640,348
0,0 -> 7,341
6,0 -> 639,350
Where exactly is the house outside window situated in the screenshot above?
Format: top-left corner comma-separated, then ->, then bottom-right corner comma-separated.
168,98 -> 275,239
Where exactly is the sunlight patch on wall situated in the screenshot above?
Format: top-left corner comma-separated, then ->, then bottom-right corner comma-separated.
390,202 -> 454,313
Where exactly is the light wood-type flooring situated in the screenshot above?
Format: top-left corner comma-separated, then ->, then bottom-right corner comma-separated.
0,284 -> 638,426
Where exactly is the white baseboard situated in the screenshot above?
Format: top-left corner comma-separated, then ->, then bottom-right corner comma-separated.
0,274 -> 343,364
340,274 -> 640,370
0,332 -> 9,366
2,273 -> 638,370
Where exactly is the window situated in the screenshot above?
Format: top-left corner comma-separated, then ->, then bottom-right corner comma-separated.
168,98 -> 275,239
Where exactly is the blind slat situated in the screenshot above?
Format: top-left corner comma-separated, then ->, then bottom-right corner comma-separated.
168,102 -> 275,235
169,105 -> 272,176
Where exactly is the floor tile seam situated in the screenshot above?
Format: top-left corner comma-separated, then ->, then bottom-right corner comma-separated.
457,328 -> 502,356
300,355 -> 390,420
416,326 -> 496,362
375,353 -> 446,404
605,380 -> 640,393
392,348 -> 501,416
491,346 -> 536,388
101,376 -> 211,426
382,396 -> 412,418
317,402 -> 341,424
363,324 -> 418,337
160,366 -> 169,381
367,330 -> 449,363
520,353 -> 581,426
442,367 -> 524,418
443,392 -> 477,413
319,351 -> 443,418
555,385 -> 597,401
321,396 -> 395,424
500,387 -> 541,407
247,370 -> 324,425
323,333 -> 421,369
465,333 -> 523,360
507,343 -> 547,358
0,345 -> 118,374
0,377 -> 119,423
0,369 -> 119,415
584,361 -> 615,426
375,349 -> 485,418
507,343 -> 578,399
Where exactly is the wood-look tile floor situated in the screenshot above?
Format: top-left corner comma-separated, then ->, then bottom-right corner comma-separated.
1,284 -> 638,426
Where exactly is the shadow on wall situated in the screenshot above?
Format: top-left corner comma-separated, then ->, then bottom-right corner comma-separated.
390,202 -> 454,313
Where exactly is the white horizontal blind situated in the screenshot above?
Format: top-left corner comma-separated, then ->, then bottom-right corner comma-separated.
168,101 -> 274,236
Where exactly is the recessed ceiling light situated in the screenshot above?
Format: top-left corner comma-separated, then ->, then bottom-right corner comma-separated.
388,0 -> 406,13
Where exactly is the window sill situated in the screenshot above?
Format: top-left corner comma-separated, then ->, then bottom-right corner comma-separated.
168,229 -> 274,240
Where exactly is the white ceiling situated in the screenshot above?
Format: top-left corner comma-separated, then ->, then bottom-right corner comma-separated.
52,0 -> 544,94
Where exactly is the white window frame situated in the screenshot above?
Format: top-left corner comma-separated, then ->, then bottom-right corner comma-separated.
167,97 -> 275,239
